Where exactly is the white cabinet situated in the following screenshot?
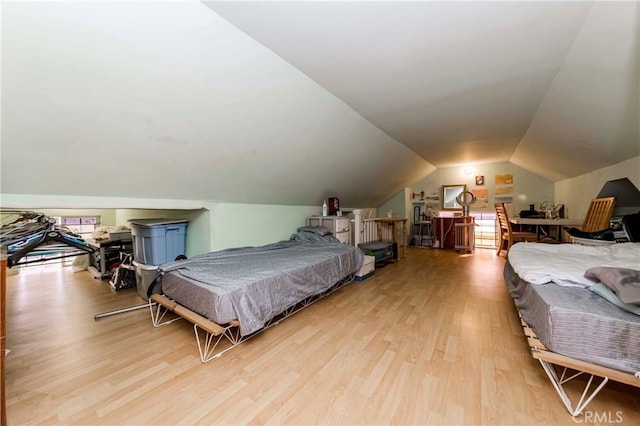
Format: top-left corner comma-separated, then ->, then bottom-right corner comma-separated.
307,216 -> 351,244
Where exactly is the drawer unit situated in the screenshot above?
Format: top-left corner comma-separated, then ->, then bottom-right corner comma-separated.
307,216 -> 351,244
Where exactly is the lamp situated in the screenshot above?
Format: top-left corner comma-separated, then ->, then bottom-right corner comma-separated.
596,178 -> 640,216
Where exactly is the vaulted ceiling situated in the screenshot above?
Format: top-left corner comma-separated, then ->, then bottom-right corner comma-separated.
1,1 -> 638,208
206,1 -> 639,180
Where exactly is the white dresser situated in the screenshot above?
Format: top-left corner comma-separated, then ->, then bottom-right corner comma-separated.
307,215 -> 351,244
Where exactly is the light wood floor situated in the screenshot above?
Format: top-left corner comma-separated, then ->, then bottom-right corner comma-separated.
4,248 -> 640,425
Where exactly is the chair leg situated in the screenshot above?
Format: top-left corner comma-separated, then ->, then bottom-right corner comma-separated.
496,239 -> 504,256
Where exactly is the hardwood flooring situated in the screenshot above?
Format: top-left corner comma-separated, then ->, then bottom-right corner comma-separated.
4,248 -> 640,425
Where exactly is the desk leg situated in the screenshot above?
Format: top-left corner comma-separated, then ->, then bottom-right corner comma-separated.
100,247 -> 107,279
392,223 -> 397,258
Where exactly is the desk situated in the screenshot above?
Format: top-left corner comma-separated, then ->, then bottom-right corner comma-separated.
87,238 -> 133,280
375,218 -> 408,258
509,218 -> 583,242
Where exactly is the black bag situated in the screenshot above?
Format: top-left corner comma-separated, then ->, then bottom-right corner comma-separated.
564,227 -> 615,241
621,212 -> 640,242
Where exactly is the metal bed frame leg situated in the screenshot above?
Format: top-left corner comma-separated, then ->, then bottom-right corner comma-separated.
538,359 -> 609,416
149,300 -> 183,327
148,275 -> 357,363
194,324 -> 245,363
195,325 -> 227,363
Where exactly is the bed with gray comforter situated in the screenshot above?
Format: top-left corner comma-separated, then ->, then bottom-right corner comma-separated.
158,228 -> 364,336
504,242 -> 640,374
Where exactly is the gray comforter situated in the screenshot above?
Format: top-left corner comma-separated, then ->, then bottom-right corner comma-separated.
159,239 -> 364,335
504,260 -> 640,374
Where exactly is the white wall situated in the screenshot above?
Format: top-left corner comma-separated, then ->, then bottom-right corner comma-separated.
410,162 -> 555,217
555,156 -> 640,219
377,189 -> 409,219
1,1 -> 432,208
0,194 -> 207,211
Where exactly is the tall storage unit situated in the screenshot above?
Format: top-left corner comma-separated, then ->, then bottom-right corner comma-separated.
129,219 -> 188,300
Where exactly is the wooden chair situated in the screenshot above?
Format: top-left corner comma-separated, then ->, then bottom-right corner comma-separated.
495,203 -> 538,256
581,197 -> 616,232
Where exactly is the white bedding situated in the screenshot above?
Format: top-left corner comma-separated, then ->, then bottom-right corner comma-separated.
507,242 -> 640,287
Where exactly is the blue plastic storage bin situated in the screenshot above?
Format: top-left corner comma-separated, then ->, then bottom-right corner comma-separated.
129,219 -> 188,266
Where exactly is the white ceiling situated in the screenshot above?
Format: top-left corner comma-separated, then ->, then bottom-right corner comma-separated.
1,1 -> 638,208
207,1 -> 639,179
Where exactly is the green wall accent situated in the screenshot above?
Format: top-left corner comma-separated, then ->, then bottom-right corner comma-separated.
116,208 -> 210,258
209,203 -> 320,252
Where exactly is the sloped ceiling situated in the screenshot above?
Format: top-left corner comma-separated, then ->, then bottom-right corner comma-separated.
207,1 -> 639,179
1,1 -> 638,208
1,1 -> 432,208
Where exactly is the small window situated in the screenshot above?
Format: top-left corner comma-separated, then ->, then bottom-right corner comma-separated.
57,216 -> 101,239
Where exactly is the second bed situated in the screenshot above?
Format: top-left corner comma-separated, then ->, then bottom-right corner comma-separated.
504,242 -> 640,416
149,227 -> 364,361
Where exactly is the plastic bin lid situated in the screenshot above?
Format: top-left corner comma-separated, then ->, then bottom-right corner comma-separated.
132,261 -> 160,270
359,241 -> 392,250
128,218 -> 189,227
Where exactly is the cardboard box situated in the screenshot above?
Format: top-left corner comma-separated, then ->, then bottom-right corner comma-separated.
355,255 -> 375,281
107,230 -> 132,241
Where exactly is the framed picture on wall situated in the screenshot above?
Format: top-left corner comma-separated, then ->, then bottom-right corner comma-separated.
475,175 -> 485,186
